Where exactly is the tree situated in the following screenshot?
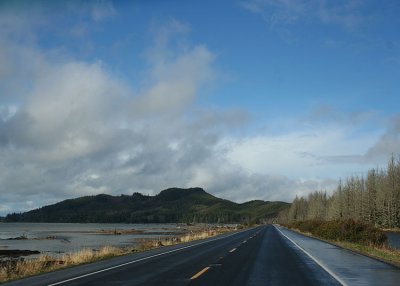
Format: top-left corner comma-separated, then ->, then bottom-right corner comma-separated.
278,155 -> 400,228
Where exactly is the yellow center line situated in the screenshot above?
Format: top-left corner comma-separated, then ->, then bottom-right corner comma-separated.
229,248 -> 237,253
190,267 -> 210,280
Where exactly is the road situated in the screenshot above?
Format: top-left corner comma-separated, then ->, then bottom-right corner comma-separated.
276,226 -> 400,285
4,225 -> 400,286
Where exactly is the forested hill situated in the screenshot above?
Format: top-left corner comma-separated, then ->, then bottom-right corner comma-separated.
5,188 -> 289,224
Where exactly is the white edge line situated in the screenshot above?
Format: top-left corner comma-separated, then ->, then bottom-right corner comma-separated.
274,225 -> 348,286
48,228 -> 251,286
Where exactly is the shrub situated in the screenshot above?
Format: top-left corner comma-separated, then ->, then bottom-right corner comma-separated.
287,219 -> 387,246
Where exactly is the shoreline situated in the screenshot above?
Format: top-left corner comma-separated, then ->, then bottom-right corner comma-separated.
0,224 -> 242,283
0,223 -> 209,260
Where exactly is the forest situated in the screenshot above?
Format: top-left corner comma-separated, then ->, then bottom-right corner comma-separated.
278,155 -> 400,229
5,187 -> 289,224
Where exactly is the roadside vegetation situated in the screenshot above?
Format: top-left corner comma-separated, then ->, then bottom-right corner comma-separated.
0,245 -> 123,283
0,225 -> 239,283
286,219 -> 387,245
278,155 -> 400,266
282,219 -> 400,266
278,155 -> 400,229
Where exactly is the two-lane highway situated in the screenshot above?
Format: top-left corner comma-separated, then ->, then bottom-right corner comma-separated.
4,225 -> 400,285
5,227 -> 262,286
189,225 -> 339,286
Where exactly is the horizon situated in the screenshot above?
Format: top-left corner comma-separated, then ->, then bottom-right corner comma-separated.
1,186 -> 290,217
0,0 -> 399,216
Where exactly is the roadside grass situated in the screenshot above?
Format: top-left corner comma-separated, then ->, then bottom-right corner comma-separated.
0,246 -> 124,283
283,221 -> 400,268
0,227 -> 237,283
382,228 -> 400,233
333,241 -> 400,267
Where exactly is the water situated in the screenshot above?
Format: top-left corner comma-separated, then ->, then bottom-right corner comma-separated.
386,232 -> 400,249
0,223 -> 183,258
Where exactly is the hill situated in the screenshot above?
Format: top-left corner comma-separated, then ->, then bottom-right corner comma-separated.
5,188 -> 289,224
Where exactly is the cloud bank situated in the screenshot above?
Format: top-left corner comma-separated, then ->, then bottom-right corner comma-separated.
0,15 -> 246,213
239,0 -> 369,31
0,2 -> 399,215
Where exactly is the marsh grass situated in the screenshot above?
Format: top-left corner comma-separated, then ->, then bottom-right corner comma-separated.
0,245 -> 123,283
0,227 -> 236,283
134,229 -> 223,251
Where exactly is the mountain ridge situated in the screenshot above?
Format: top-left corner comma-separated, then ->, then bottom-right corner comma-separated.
5,187 -> 289,224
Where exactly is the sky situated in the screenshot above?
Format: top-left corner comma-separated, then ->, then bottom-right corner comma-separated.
0,0 -> 399,215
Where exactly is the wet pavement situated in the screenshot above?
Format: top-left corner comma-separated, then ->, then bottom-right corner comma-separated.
276,225 -> 400,286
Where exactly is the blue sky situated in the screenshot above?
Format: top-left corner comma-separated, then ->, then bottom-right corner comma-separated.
0,0 -> 399,215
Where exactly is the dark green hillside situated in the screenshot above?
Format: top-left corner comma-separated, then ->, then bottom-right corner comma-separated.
5,188 -> 289,224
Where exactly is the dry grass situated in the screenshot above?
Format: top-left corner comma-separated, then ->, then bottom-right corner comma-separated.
60,245 -> 124,265
134,228 -> 230,251
180,230 -> 217,242
0,226 -> 238,283
334,241 -> 400,267
0,267 -> 6,282
0,245 -> 125,283
382,228 -> 400,233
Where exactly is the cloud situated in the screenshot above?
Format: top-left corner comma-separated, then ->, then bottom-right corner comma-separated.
0,9 -> 253,214
365,116 -> 400,160
239,0 -> 368,31
136,45 -> 215,116
299,105 -> 400,165
90,0 -> 116,22
188,161 -> 338,203
0,6 -> 333,214
301,104 -> 379,128
224,125 -> 381,181
0,2 -> 396,216
239,0 -> 309,28
318,0 -> 365,31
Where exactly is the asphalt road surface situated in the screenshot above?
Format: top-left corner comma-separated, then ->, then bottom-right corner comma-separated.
276,225 -> 400,285
4,225 -> 400,286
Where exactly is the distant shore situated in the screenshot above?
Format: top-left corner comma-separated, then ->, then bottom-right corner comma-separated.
0,223 -> 242,283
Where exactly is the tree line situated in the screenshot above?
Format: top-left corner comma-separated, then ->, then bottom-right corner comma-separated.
4,188 -> 289,224
278,155 -> 400,228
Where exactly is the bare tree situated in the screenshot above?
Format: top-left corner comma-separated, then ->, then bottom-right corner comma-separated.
278,155 -> 400,228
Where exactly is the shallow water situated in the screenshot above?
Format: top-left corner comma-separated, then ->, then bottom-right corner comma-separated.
0,223 -> 182,258
386,232 -> 400,249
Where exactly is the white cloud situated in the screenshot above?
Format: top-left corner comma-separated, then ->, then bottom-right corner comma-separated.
135,45 -> 215,115
0,3 -> 396,216
318,0 -> 365,31
90,0 -> 116,22
225,127 -> 380,179
187,161 -> 338,203
239,0 -> 368,31
366,116 -> 400,160
0,13 -> 248,214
